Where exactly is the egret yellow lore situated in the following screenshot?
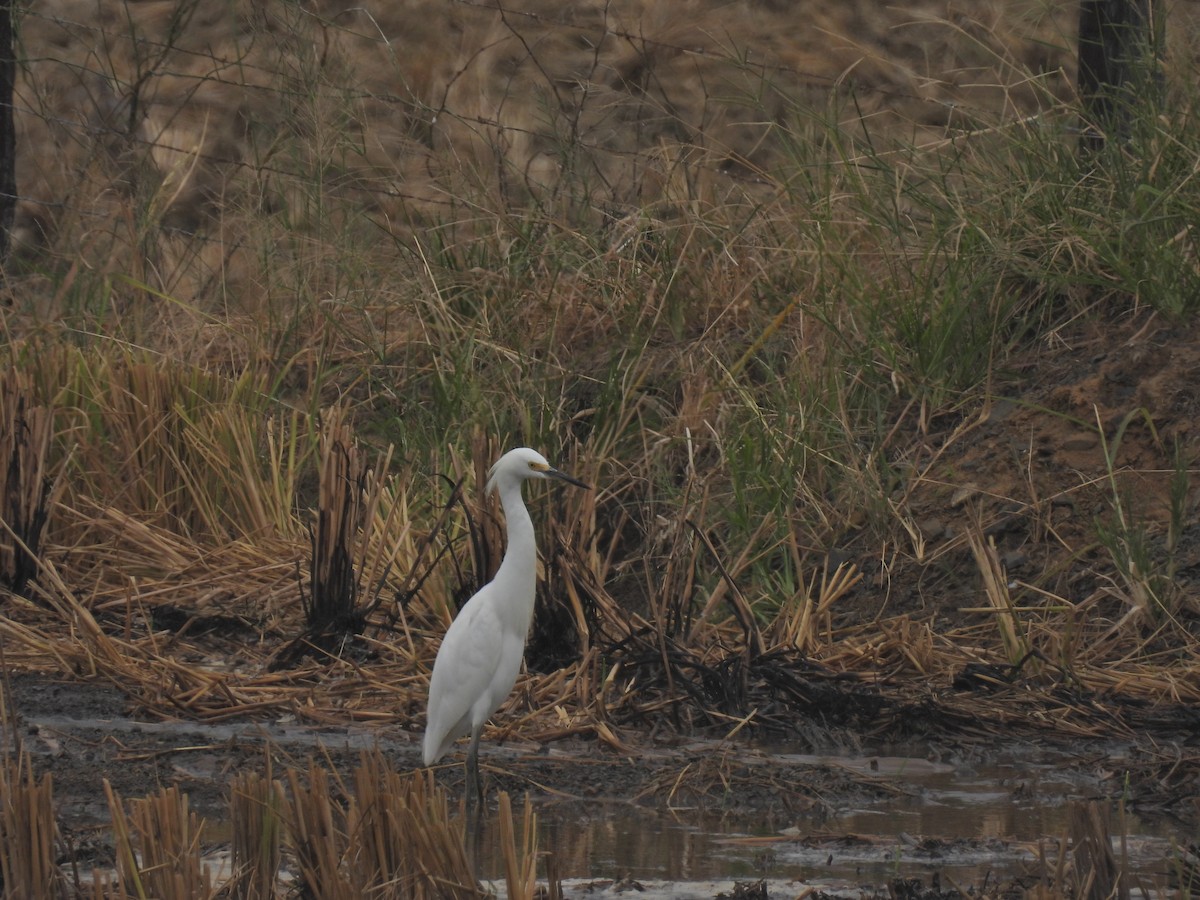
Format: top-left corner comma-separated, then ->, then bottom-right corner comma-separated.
423,447 -> 589,816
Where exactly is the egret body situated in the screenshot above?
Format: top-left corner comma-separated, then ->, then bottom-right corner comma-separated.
423,447 -> 588,816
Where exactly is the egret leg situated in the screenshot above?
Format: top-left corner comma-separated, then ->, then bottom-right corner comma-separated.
464,726 -> 484,879
465,726 -> 484,819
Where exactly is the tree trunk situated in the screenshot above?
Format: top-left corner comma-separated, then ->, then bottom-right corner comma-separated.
0,1 -> 15,261
1078,0 -> 1160,153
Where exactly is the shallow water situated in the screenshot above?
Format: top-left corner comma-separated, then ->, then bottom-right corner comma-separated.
14,679 -> 1194,898
478,743 -> 1190,897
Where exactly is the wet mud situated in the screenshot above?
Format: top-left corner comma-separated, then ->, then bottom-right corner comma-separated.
7,672 -> 1198,897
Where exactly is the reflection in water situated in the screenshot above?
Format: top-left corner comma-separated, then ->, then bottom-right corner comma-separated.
476,744 -> 1183,890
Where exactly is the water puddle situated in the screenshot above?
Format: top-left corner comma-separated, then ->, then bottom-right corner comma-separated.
478,744 -> 1192,897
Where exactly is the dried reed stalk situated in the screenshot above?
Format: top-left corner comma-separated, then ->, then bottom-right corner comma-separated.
307,406 -> 368,630
466,431 -> 504,593
284,762 -> 348,898
967,526 -> 1030,665
0,368 -> 63,598
285,754 -> 483,900
275,405 -> 394,668
770,562 -> 862,653
94,359 -> 225,534
107,782 -> 215,900
413,433 -> 500,634
1069,799 -> 1129,900
691,518 -> 766,657
347,752 -> 482,900
88,870 -> 124,900
229,762 -> 285,900
496,791 -> 539,900
0,750 -> 64,899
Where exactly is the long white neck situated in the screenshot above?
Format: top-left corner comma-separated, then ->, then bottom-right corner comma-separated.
493,477 -> 538,633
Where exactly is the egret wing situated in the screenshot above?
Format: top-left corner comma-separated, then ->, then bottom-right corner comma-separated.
422,585 -> 504,765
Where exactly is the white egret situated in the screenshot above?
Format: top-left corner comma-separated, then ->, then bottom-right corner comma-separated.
423,447 -> 589,819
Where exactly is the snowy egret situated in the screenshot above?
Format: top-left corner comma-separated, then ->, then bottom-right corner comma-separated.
423,447 -> 589,818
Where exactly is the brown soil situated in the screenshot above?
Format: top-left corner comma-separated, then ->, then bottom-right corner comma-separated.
868,316 -> 1200,624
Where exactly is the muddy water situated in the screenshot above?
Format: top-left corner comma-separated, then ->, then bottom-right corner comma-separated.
10,674 -> 1194,898
478,744 -> 1189,897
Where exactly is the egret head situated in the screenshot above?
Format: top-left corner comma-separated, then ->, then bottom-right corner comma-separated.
486,447 -> 590,495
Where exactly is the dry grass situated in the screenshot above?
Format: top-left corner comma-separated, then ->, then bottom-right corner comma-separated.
496,792 -> 540,900
0,367 -> 63,598
0,745 -> 551,899
106,783 -> 215,900
228,762 -> 285,900
283,754 -> 490,899
272,404 -> 399,669
0,1 -> 1197,896
1068,800 -> 1129,900
0,751 -> 64,899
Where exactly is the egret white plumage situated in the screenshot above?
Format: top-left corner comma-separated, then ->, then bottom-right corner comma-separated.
423,447 -> 589,818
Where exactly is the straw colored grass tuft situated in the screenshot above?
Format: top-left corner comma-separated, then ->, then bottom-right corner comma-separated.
968,525 -> 1031,666
0,750 -> 64,899
106,780 -> 215,900
285,753 -> 484,900
497,791 -> 540,900
228,761 -> 286,900
1068,800 -> 1133,900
